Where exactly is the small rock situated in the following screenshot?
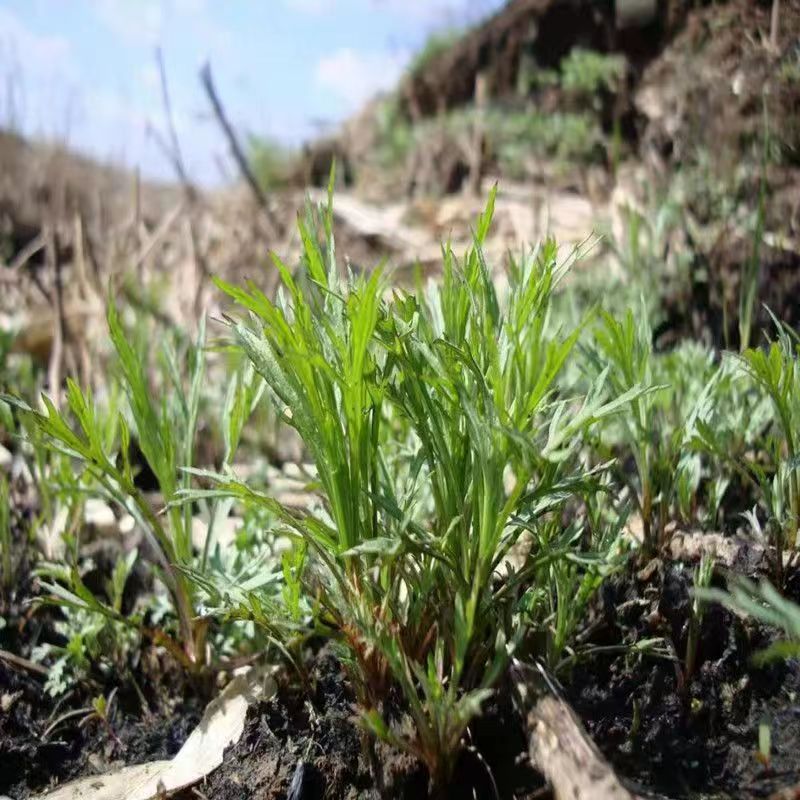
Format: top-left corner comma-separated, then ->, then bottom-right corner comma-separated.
191,514 -> 243,550
118,514 -> 136,535
637,557 -> 661,583
84,499 -> 116,533
37,504 -> 68,560
283,461 -> 303,480
624,513 -> 644,545
1,690 -> 22,712
287,761 -> 323,800
87,752 -> 107,773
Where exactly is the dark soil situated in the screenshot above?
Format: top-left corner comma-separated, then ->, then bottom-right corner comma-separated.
0,660 -> 201,799
566,559 -> 800,799
199,648 -> 544,800
657,230 -> 800,353
0,510 -> 202,800
188,556 -> 800,800
7,479 -> 800,800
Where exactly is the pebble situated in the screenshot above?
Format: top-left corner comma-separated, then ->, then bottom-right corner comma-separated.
84,499 -> 116,533
118,514 -> 136,535
37,504 -> 68,560
287,761 -> 322,800
191,514 -> 243,550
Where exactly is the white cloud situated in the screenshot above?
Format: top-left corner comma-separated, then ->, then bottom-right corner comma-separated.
0,7 -> 75,76
314,47 -> 408,109
366,0 -> 469,22
92,0 -> 234,72
0,7 -> 80,133
93,0 -> 165,45
284,0 -> 491,22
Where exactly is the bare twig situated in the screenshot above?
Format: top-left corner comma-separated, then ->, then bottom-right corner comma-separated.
150,48 -> 211,319
73,214 -> 93,387
770,0 -> 781,50
199,61 -> 277,235
147,123 -> 188,191
155,47 -> 194,195
183,215 -> 204,320
529,696 -> 638,799
133,166 -> 142,229
46,230 -> 66,408
72,214 -> 94,300
133,202 -> 185,273
42,707 -> 94,741
468,71 -> 488,196
0,647 -> 49,677
7,232 -> 45,272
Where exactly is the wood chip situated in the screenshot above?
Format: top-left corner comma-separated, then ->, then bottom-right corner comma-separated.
529,695 -> 639,800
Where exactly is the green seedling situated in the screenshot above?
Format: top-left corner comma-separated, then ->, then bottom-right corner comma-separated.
2,306 -> 261,674
33,548 -> 139,695
3,311 -> 204,666
738,101 -> 770,352
699,576 -> 800,666
0,475 -> 10,592
696,324 -> 800,587
740,327 -> 800,584
588,312 -> 762,555
584,307 -> 673,554
192,184 -> 649,792
82,690 -> 123,750
757,719 -> 772,770
685,554 -> 714,684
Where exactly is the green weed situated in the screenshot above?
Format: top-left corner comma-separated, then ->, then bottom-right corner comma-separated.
194,185 -> 647,790
691,324 -> 799,585
560,48 -> 626,98
0,474 -> 10,592
247,134 -> 295,193
699,576 -> 800,665
2,307 -> 262,672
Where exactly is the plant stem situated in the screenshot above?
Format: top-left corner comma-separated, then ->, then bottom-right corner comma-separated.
0,476 -> 11,591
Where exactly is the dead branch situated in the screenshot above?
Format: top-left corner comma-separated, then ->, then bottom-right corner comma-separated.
133,202 -> 185,273
199,61 -> 277,235
0,647 -> 49,677
155,47 -> 195,197
511,659 -> 642,800
45,229 -> 66,408
529,696 -> 638,800
7,232 -> 45,272
150,48 -> 211,318
770,0 -> 781,50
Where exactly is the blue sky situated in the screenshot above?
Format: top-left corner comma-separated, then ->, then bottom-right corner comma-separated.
0,0 -> 501,183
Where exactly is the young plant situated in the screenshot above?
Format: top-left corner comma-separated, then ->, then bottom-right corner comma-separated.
685,553 -> 714,684
32,550 -> 140,696
202,186 -> 647,791
560,48 -> 626,97
583,308 -> 672,553
586,313 -> 727,553
3,307 -> 221,669
698,576 -> 800,666
0,475 -> 10,593
693,324 -> 799,586
738,102 -> 770,352
740,327 -> 800,581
